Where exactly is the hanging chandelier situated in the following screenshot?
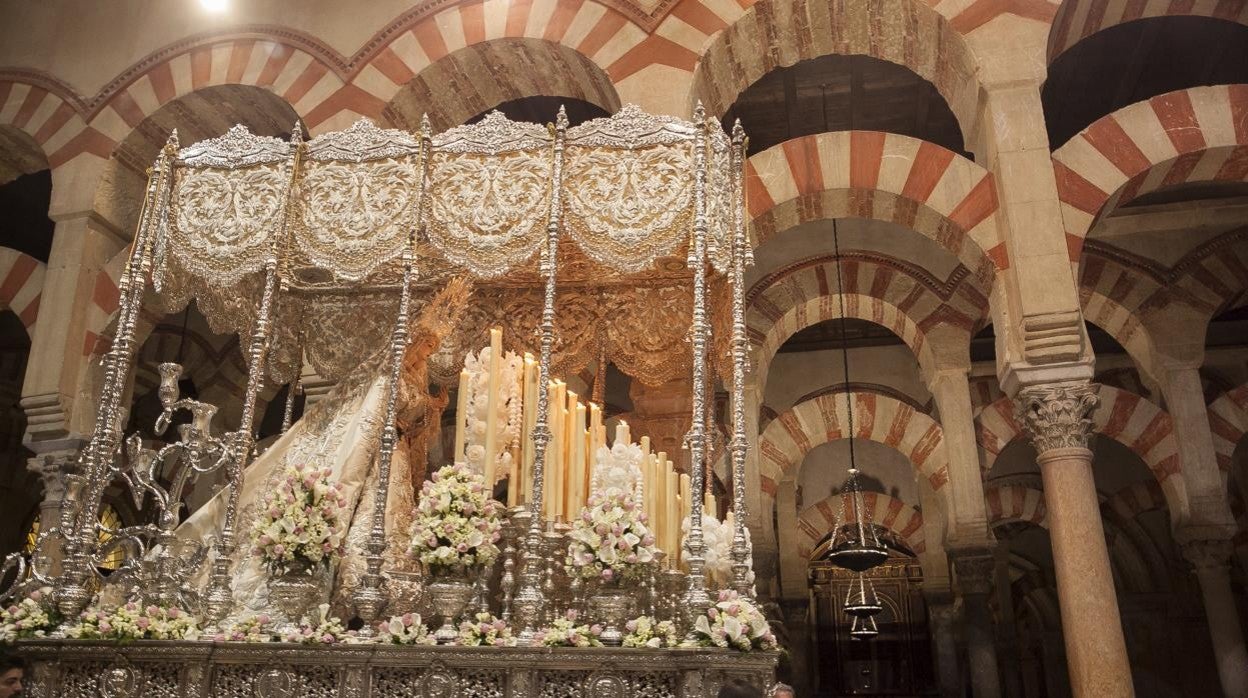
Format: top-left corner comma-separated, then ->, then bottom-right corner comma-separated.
843,572 -> 883,618
850,614 -> 879,640
822,220 -> 888,574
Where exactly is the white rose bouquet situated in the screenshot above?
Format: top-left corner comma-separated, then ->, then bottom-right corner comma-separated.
278,603 -> 348,644
457,611 -> 514,646
215,613 -> 278,643
67,602 -> 200,641
409,463 -> 504,575
540,610 -> 602,647
622,615 -> 679,648
681,513 -> 756,589
250,462 -> 347,573
689,590 -> 776,652
0,586 -> 58,642
565,491 -> 657,584
377,613 -> 435,645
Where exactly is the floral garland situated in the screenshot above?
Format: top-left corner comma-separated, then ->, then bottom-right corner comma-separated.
457,612 -> 514,646
67,602 -> 201,641
688,590 -> 776,652
409,463 -> 503,574
565,491 -> 657,583
540,610 -> 602,647
250,462 -> 347,573
0,587 -> 59,642
621,615 -> 678,649
277,603 -> 348,644
215,613 -> 278,643
377,613 -> 435,645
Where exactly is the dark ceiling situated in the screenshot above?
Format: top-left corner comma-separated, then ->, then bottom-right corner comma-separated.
466,96 -> 609,127
1043,16 -> 1248,149
722,53 -> 968,158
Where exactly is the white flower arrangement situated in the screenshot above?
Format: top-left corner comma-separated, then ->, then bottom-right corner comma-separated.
456,612 -> 514,646
67,602 -> 201,641
565,491 -> 658,583
377,613 -> 435,645
688,590 -> 776,652
540,610 -> 602,647
681,513 -> 755,589
461,346 -> 522,486
250,462 -> 347,573
277,603 -> 348,644
215,613 -> 278,643
590,440 -> 644,500
409,463 -> 504,574
0,586 -> 58,642
621,615 -> 679,648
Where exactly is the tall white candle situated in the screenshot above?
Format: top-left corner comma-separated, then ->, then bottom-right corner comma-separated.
483,328 -> 502,495
453,369 -> 469,463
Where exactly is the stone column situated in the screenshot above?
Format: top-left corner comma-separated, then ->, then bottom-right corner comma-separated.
952,550 -> 1002,698
926,367 -> 992,544
776,480 -> 805,599
1181,538 -> 1248,698
25,439 -> 84,575
925,589 -> 963,698
994,544 -> 1023,698
1017,383 -> 1134,698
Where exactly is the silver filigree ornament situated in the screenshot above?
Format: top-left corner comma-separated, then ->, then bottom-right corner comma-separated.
177,123 -> 294,169
565,103 -> 695,148
304,118 -> 420,163
433,109 -> 551,154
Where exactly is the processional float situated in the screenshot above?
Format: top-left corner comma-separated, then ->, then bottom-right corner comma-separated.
6,103 -> 765,650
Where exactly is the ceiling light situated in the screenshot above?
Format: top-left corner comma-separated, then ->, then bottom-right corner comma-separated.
200,0 -> 228,12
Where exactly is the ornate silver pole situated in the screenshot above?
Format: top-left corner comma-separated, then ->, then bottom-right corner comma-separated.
280,379 -> 300,434
202,125 -> 303,629
55,131 -> 178,623
682,102 -> 714,629
727,121 -> 754,598
513,107 -> 567,643
352,116 -> 429,637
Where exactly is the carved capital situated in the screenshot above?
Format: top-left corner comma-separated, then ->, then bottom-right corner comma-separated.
1015,383 -> 1098,453
27,448 -> 80,502
950,550 -> 995,596
1180,538 -> 1234,574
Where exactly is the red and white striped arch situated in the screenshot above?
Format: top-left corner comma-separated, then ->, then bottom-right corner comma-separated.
796,491 -> 926,559
746,133 -> 1004,284
975,385 -> 1185,514
0,79 -> 101,171
1104,479 -> 1168,520
1208,383 -> 1248,475
1047,0 -> 1248,64
687,0 -> 985,135
758,390 -> 950,496
746,253 -> 989,391
0,249 -> 44,334
984,483 -> 1048,528
1052,84 -> 1248,260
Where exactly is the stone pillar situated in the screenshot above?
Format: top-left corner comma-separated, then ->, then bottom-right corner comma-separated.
25,439 -> 84,575
926,367 -> 992,544
1181,538 -> 1248,698
776,480 -> 805,599
994,544 -> 1023,698
952,550 -> 1002,698
925,589 -> 963,698
1017,383 -> 1134,698
780,597 -> 813,697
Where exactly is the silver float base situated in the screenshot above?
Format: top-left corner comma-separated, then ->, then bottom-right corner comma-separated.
17,640 -> 777,697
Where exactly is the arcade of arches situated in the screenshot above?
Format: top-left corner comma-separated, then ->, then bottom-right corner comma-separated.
2,1 -> 1247,696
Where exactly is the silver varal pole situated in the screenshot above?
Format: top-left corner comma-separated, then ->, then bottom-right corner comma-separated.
681,102 -> 714,630
728,121 -> 754,598
513,106 -> 567,644
353,116 -> 429,637
202,124 -> 303,630
54,131 -> 178,624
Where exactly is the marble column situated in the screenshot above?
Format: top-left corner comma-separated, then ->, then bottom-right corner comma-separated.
1181,538 -> 1248,698
952,550 -> 1002,698
1017,383 -> 1134,698
925,590 -> 963,698
994,544 -> 1023,698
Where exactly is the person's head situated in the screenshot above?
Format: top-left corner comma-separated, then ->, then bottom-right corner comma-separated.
717,679 -> 764,698
770,682 -> 795,698
0,654 -> 24,697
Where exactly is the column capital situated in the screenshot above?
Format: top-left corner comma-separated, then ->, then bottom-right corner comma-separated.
950,547 -> 996,596
1015,382 -> 1098,453
1179,537 -> 1234,574
26,440 -> 83,500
